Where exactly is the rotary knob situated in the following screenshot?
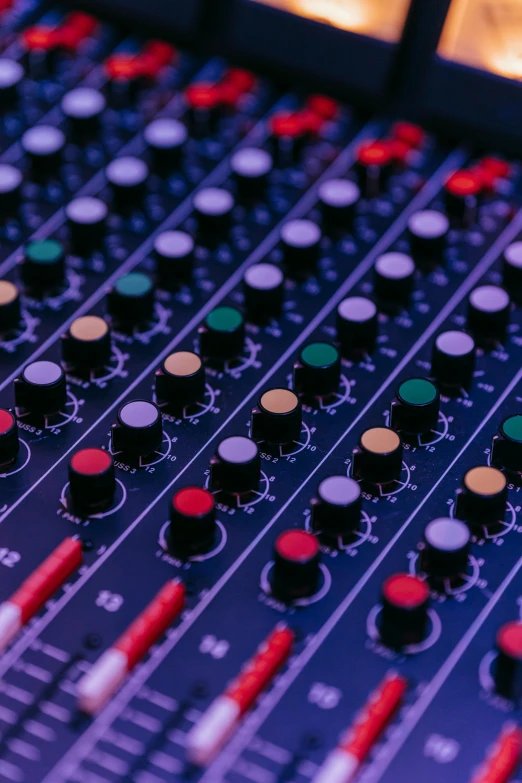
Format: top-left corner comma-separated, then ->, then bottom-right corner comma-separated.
61,87 -> 106,138
455,466 -> 507,531
271,530 -> 321,603
65,197 -> 108,254
407,210 -> 449,270
105,157 -> 149,208
20,239 -> 65,293
198,306 -> 244,361
155,350 -> 206,409
251,388 -> 302,445
491,415 -> 522,474
154,231 -> 194,289
379,573 -> 430,650
193,188 -> 235,235
336,296 -> 378,357
0,409 -> 19,468
467,285 -> 511,344
61,316 -> 111,372
231,147 -> 273,198
107,272 -> 155,330
503,242 -> 522,303
373,253 -> 415,310
444,170 -> 481,225
352,427 -> 403,485
111,400 -> 163,458
168,486 -> 216,556
281,220 -> 322,278
494,621 -> 522,700
144,118 -> 188,170
355,140 -> 393,198
0,280 -> 21,333
14,360 -> 67,416
310,475 -> 362,542
390,377 -> 440,435
243,263 -> 285,322
0,164 -> 22,217
0,58 -> 23,110
210,435 -> 260,494
318,178 -> 360,231
293,341 -> 341,397
68,448 -> 116,516
431,330 -> 476,390
21,125 -> 65,176
420,517 -> 470,583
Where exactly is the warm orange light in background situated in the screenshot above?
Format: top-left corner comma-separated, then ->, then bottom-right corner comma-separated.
250,0 -> 412,43
438,0 -> 522,80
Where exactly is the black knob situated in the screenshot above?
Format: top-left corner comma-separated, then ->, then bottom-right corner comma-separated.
155,350 -> 206,409
355,140 -> 393,198
144,118 -> 188,171
198,306 -> 245,361
293,341 -> 341,397
280,219 -> 322,278
0,280 -> 21,333
0,164 -> 22,217
467,285 -> 511,344
68,447 -> 116,515
168,486 -> 216,555
431,330 -> 476,390
407,209 -> 449,270
20,239 -> 65,293
105,156 -> 149,208
0,58 -> 23,110
494,621 -> 522,700
271,529 -> 321,603
374,252 -> 415,310
14,360 -> 67,416
243,263 -> 284,322
379,573 -> 430,649
61,315 -> 112,371
444,170 -> 481,225
193,187 -> 235,235
455,466 -> 507,532
210,435 -> 260,494
310,475 -> 362,542
390,377 -> 440,435
352,426 -> 403,485
65,197 -> 108,254
61,87 -> 106,138
420,517 -> 470,583
107,272 -> 155,330
318,178 -> 360,231
503,242 -> 522,303
0,408 -> 19,468
336,296 -> 378,357
251,388 -> 302,445
492,415 -> 522,474
21,125 -> 65,175
154,230 -> 194,289
269,111 -> 306,166
111,399 -> 163,458
231,147 -> 273,198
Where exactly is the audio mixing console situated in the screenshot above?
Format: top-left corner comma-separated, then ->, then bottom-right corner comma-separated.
2,1 -> 522,782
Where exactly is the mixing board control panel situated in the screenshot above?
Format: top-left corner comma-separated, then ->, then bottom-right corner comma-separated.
2,2 -> 522,782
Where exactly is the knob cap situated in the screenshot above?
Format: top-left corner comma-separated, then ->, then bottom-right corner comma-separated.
231,147 -> 273,198
390,377 -> 440,435
68,447 -> 116,515
379,573 -> 430,649
503,242 -> 522,303
14,360 -> 67,416
193,187 -> 235,235
21,125 -> 65,176
0,409 -> 19,468
455,466 -> 507,531
374,252 -> 415,310
62,316 -> 111,371
65,197 -> 108,254
280,219 -> 321,278
210,435 -> 260,494
198,306 -> 245,361
20,239 -> 65,293
105,157 -> 149,208
243,263 -> 284,322
111,400 -> 163,458
310,475 -> 361,541
407,210 -> 449,270
293,341 -> 341,397
0,58 -> 23,110
251,388 -> 302,445
154,231 -> 194,289
155,350 -> 206,409
492,415 -> 522,474
272,529 -> 320,602
107,272 -> 155,329
467,285 -> 510,344
168,486 -> 216,555
494,621 -> 522,700
444,170 -> 481,225
318,178 -> 360,230
431,330 -> 476,390
61,87 -> 106,138
355,140 -> 393,198
336,296 -> 378,357
352,427 -> 403,485
0,280 -> 21,333
144,118 -> 187,170
421,517 -> 470,583
0,164 -> 22,217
